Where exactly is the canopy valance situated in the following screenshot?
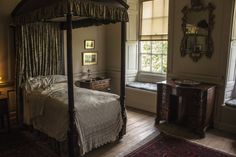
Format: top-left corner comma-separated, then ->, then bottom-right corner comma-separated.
12,0 -> 129,25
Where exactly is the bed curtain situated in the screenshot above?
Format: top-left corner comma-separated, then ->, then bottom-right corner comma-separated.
15,22 -> 64,86
15,22 -> 64,123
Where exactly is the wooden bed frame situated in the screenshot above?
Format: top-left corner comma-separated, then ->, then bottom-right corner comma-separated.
11,1 -> 129,157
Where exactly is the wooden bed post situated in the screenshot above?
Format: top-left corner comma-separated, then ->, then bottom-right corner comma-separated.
11,25 -> 21,126
66,12 -> 78,157
120,21 -> 127,135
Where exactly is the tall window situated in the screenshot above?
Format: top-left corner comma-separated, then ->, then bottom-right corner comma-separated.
139,0 -> 169,74
225,0 -> 236,100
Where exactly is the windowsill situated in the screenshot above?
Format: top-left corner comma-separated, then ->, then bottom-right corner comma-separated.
222,104 -> 236,111
137,71 -> 167,83
224,98 -> 236,109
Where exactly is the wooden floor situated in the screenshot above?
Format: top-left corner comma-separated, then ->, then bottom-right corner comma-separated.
85,108 -> 236,157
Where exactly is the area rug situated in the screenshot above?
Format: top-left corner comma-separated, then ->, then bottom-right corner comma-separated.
125,133 -> 236,157
0,130 -> 59,157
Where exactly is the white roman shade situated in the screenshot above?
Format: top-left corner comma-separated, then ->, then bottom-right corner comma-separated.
232,1 -> 236,40
140,0 -> 169,40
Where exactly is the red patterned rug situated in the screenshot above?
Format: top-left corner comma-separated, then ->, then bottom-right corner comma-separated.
125,133 -> 236,157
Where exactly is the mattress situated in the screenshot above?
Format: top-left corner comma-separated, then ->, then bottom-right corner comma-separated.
24,82 -> 123,155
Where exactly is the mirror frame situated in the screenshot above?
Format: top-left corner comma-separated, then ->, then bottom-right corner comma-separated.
180,2 -> 215,62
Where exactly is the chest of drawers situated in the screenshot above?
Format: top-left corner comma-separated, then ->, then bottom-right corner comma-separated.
156,80 -> 216,137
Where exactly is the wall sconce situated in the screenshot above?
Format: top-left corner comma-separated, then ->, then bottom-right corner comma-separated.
0,76 -> 6,85
0,76 -> 2,95
0,76 -> 2,84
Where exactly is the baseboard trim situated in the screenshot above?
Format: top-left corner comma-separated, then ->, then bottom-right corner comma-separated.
214,121 -> 236,134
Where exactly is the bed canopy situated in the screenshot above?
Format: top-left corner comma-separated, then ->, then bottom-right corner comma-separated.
12,0 -> 129,25
12,0 -> 129,156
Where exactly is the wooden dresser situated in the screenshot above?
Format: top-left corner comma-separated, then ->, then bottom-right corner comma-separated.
0,84 -> 16,130
156,80 -> 216,137
75,78 -> 111,92
0,94 -> 10,130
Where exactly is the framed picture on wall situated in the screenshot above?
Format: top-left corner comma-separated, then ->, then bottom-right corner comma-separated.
82,52 -> 98,66
84,40 -> 95,49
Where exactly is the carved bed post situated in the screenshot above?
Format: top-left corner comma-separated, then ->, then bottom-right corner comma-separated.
120,21 -> 127,135
66,11 -> 78,157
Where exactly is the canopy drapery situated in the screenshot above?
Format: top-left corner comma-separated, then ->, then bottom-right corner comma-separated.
12,0 -> 129,25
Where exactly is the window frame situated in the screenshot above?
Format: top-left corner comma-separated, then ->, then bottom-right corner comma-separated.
138,40 -> 168,74
138,0 -> 169,76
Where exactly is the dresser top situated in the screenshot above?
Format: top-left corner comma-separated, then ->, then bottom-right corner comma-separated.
157,80 -> 216,91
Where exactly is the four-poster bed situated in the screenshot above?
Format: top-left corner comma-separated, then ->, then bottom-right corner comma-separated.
11,0 -> 129,156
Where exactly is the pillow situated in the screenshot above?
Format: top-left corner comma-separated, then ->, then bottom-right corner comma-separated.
24,76 -> 51,92
24,75 -> 67,93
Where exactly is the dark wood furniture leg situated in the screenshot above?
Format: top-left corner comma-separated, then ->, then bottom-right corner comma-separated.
0,97 -> 10,131
0,116 -> 4,128
120,21 -> 127,136
155,117 -> 160,125
66,12 -> 79,157
156,84 -> 162,125
6,106 -> 10,132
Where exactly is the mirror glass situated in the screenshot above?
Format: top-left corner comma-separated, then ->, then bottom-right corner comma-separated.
180,3 -> 215,62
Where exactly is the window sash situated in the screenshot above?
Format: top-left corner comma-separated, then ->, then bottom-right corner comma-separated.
140,53 -> 167,73
139,40 -> 167,74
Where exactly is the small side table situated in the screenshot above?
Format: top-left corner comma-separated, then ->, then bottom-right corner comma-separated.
0,95 -> 10,131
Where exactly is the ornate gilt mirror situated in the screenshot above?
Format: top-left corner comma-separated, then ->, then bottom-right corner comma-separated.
180,0 -> 215,62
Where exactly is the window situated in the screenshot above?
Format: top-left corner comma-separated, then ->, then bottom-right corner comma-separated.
139,0 -> 169,74
225,0 -> 236,100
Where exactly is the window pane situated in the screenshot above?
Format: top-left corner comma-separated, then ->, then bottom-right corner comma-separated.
162,55 -> 167,73
152,41 -> 168,54
140,41 -> 151,53
162,41 -> 168,55
152,54 -> 162,73
152,41 -> 163,54
141,54 -> 151,71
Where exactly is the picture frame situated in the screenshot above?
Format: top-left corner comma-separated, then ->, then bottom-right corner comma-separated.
82,52 -> 98,66
84,40 -> 95,49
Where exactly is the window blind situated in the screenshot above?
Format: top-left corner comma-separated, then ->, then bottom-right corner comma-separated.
140,0 -> 169,41
232,1 -> 236,40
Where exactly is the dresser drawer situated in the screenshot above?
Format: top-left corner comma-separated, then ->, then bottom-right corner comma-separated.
77,78 -> 111,92
92,83 -> 110,90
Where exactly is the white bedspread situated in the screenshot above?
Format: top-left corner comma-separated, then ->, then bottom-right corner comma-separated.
28,83 -> 123,155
